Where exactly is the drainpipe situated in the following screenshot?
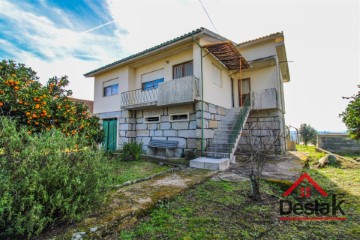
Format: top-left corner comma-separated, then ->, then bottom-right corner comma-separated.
192,36 -> 204,156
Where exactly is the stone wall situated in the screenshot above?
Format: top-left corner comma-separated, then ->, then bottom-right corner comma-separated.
125,101 -> 227,157
237,109 -> 285,154
317,134 -> 360,153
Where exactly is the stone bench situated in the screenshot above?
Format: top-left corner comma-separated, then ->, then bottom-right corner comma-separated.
147,140 -> 178,157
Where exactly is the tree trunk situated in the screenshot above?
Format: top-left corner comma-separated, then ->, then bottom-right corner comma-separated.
249,174 -> 261,201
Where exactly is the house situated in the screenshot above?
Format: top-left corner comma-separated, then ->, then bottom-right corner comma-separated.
69,97 -> 94,116
84,27 -> 290,162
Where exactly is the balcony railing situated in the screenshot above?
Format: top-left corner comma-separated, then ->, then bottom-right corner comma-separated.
121,88 -> 158,109
121,76 -> 200,109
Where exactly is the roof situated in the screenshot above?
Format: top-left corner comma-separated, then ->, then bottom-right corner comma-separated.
203,41 -> 249,70
84,28 -> 204,77
84,28 -> 286,77
237,32 -> 283,47
69,97 -> 94,115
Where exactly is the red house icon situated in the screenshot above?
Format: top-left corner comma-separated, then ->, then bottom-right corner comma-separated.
283,172 -> 328,197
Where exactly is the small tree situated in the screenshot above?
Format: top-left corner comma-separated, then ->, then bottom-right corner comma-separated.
243,120 -> 283,201
299,123 -> 317,145
0,59 -> 103,144
340,85 -> 360,140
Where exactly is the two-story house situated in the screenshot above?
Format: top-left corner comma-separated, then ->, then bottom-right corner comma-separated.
84,27 -> 290,163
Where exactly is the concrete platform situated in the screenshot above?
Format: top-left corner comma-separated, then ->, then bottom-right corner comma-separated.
190,157 -> 230,171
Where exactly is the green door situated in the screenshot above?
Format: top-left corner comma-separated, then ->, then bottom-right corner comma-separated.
103,118 -> 117,151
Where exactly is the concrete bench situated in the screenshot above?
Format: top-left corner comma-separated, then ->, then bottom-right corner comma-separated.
147,140 -> 178,157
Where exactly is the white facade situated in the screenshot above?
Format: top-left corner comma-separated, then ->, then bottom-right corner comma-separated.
85,28 -> 290,155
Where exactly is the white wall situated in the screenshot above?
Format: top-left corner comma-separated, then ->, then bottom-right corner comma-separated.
93,67 -> 129,114
134,50 -> 193,89
239,41 -> 277,61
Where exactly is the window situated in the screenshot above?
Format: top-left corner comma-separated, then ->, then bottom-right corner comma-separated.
239,78 -> 250,106
141,69 -> 164,91
142,78 -> 164,91
169,113 -> 189,122
173,61 -> 193,79
144,115 -> 160,123
103,84 -> 119,96
212,64 -> 221,86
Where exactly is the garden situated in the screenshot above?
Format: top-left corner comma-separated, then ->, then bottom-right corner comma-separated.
0,60 -> 171,239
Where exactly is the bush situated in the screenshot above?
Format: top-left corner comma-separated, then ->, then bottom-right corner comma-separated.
0,117 -> 109,238
0,59 -> 104,144
119,142 -> 143,161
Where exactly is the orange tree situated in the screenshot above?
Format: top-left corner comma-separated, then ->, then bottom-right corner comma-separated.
0,59 -> 103,143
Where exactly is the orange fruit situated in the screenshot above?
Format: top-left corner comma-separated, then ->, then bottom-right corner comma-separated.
35,104 -> 40,109
0,102 -> 3,107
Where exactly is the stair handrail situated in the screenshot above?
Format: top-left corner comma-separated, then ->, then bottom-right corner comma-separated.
228,95 -> 251,155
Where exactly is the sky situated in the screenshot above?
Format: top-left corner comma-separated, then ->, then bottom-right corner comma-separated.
0,0 -> 359,131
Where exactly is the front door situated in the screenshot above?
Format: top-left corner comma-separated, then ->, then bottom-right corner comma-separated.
239,78 -> 250,106
103,118 -> 117,151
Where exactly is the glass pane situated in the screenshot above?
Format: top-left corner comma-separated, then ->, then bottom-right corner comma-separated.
143,82 -> 153,91
112,84 -> 119,95
184,61 -> 193,77
173,65 -> 182,79
104,86 -> 112,96
242,79 -> 250,94
154,78 -> 164,88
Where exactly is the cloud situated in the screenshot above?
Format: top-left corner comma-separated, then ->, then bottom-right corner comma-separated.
0,0 -> 129,99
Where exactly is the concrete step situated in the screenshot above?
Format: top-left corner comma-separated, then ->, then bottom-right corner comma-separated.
206,147 -> 232,153
190,157 -> 230,170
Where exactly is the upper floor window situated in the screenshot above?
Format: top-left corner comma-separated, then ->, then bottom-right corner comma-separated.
173,61 -> 193,79
104,84 -> 119,96
142,78 -> 164,91
141,69 -> 164,91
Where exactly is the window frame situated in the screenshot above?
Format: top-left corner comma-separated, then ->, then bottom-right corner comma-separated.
142,78 -> 164,91
172,61 -> 193,79
144,115 -> 161,123
103,84 -> 119,97
169,112 -> 189,122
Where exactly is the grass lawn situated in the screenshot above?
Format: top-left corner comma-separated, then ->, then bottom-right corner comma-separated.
107,158 -> 172,186
119,149 -> 360,239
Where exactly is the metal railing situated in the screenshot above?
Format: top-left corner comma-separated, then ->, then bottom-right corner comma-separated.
121,88 -> 158,108
228,95 -> 251,155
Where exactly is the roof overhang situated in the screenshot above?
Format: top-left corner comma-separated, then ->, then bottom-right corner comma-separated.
84,28 -> 231,77
202,41 -> 250,70
275,37 -> 290,82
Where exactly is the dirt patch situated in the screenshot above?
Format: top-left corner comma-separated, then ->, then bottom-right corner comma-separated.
213,151 -> 305,182
151,173 -> 188,187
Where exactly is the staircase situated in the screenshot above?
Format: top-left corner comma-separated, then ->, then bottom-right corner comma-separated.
190,97 -> 251,170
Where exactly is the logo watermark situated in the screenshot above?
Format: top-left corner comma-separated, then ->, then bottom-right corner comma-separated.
279,172 -> 346,221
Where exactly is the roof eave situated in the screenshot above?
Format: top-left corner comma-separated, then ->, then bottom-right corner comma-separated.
275,40 -> 290,82
237,32 -> 284,48
84,28 -> 211,77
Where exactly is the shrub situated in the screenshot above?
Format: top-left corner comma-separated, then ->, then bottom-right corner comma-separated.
0,117 -> 109,238
119,142 -> 143,161
0,59 -> 104,144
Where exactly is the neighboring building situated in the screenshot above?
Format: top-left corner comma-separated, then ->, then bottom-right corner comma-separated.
69,97 -> 94,115
84,27 -> 290,160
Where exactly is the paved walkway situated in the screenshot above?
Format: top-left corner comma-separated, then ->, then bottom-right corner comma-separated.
212,151 -> 305,182
41,168 -> 215,240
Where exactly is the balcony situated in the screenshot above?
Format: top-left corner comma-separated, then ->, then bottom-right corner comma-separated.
121,76 -> 200,110
251,88 -> 279,110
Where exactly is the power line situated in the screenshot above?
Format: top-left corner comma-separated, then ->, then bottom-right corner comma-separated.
198,0 -> 218,34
